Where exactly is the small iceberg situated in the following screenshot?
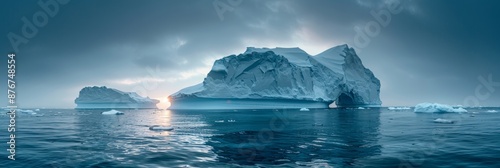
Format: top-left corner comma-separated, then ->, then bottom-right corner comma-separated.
357,107 -> 366,110
227,120 -> 236,122
215,120 -> 225,123
414,103 -> 468,113
101,109 -> 124,115
149,125 -> 174,131
454,107 -> 468,113
300,108 -> 310,111
34,109 -> 40,112
433,118 -> 455,124
486,110 -> 498,113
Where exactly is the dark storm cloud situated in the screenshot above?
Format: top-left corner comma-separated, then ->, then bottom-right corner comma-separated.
1,0 -> 499,107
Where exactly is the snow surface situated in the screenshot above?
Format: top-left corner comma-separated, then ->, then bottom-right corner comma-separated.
170,44 -> 381,109
313,44 -> 347,74
75,86 -> 159,109
211,61 -> 227,72
173,83 -> 204,96
414,103 -> 468,113
101,109 -> 124,115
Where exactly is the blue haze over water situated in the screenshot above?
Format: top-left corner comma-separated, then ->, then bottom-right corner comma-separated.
1,108 -> 500,167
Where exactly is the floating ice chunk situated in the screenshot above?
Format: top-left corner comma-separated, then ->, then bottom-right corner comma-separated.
433,118 -> 455,124
18,109 -> 37,115
357,107 -> 366,110
227,120 -> 236,122
486,110 -> 498,113
275,159 -> 291,162
388,107 -> 411,110
34,109 -> 40,112
101,109 -> 124,115
215,120 -> 224,123
298,145 -> 308,149
454,107 -> 468,113
312,123 -> 323,126
300,108 -> 310,111
414,103 -> 468,113
149,125 -> 174,131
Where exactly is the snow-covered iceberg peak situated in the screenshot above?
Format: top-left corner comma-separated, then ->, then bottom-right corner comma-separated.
169,44 -> 382,109
75,86 -> 159,109
244,47 -> 312,67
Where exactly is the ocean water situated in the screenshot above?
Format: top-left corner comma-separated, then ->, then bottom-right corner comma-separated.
1,107 -> 499,167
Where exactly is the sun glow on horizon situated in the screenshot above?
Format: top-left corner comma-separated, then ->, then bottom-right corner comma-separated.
158,97 -> 171,109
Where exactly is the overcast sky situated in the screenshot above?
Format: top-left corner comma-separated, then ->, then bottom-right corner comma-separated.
1,0 -> 499,108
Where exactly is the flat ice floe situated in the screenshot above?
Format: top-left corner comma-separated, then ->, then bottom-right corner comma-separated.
414,103 -> 468,113
101,109 -> 124,115
433,118 -> 455,124
486,110 -> 498,113
19,109 -> 34,113
388,107 -> 411,110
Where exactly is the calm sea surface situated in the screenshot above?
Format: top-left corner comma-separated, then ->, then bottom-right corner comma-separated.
1,107 -> 499,167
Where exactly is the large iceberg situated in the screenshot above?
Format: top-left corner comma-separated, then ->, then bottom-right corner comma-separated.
75,86 -> 159,109
169,44 -> 381,109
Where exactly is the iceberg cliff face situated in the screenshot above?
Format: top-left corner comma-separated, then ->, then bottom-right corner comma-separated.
75,86 -> 159,109
169,44 -> 381,109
